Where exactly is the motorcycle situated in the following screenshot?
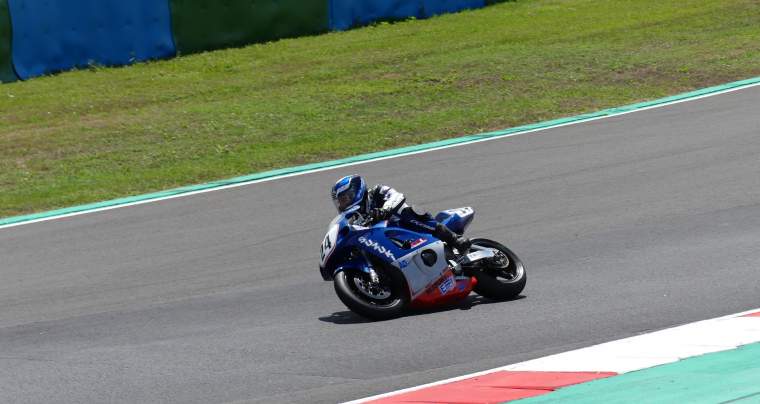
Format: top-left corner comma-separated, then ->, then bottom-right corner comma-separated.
319,206 -> 526,320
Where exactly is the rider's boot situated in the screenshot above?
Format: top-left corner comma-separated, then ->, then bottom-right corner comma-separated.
434,223 -> 471,253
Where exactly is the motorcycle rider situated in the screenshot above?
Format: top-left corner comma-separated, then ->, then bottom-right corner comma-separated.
331,174 -> 470,252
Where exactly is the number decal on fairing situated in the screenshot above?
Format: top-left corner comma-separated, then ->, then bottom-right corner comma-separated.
320,235 -> 331,260
319,224 -> 339,266
444,207 -> 473,217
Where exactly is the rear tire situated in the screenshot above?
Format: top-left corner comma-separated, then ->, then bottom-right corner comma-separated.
470,239 -> 526,301
333,267 -> 409,320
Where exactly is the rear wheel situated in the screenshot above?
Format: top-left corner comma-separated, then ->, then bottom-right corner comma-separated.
470,238 -> 526,301
333,266 -> 408,320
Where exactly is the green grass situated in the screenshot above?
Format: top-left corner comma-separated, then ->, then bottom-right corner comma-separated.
1,0 -> 760,217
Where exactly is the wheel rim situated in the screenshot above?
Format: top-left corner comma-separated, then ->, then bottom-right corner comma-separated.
345,271 -> 400,306
477,245 -> 524,284
493,261 -> 524,284
352,276 -> 392,300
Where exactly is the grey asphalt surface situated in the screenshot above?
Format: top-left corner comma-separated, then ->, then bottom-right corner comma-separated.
2,86 -> 760,404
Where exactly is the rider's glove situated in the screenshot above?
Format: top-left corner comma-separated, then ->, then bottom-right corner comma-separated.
370,208 -> 390,222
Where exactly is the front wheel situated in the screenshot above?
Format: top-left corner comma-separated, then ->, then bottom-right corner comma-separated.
470,238 -> 526,301
333,267 -> 409,320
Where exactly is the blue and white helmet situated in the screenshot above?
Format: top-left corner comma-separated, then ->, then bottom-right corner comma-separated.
331,175 -> 366,212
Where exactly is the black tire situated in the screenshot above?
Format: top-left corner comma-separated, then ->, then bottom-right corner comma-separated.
470,238 -> 526,301
333,267 -> 409,320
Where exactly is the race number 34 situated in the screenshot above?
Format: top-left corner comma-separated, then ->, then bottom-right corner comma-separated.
320,224 -> 339,265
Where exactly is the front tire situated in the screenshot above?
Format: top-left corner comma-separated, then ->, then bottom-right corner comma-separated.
470,238 -> 526,301
333,267 -> 409,320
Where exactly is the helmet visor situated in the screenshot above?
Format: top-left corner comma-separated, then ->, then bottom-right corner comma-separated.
333,189 -> 356,212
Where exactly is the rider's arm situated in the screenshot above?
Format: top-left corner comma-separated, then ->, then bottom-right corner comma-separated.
373,185 -> 406,214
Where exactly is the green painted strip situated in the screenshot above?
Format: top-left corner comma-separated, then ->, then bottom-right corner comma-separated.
2,76 -> 760,227
515,342 -> 760,404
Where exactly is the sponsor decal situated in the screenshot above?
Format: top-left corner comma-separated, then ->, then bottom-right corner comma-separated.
358,236 -> 397,260
398,259 -> 410,269
438,275 -> 455,295
410,238 -> 427,248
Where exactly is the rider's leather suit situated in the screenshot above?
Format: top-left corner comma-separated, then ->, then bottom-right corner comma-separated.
361,184 -> 466,249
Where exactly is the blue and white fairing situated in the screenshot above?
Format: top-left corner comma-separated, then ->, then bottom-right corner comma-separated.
319,206 -> 462,300
319,207 -> 380,281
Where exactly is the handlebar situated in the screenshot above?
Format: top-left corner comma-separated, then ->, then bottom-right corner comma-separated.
350,213 -> 373,227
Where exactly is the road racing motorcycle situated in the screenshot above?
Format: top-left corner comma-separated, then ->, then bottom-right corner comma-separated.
319,206 -> 526,320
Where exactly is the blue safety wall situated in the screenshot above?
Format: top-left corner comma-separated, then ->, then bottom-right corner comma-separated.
329,0 -> 485,31
329,0 -> 421,31
422,0 -> 485,18
7,0 -> 175,80
1,0 -> 495,83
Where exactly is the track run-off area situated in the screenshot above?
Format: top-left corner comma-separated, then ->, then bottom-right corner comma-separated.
1,84 -> 759,403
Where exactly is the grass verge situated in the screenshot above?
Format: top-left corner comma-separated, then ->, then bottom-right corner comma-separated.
1,0 -> 760,217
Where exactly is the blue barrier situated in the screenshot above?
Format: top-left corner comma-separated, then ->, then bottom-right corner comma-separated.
3,0 -> 490,83
8,0 -> 175,80
421,0 -> 484,17
329,0 -> 483,31
329,0 -> 422,31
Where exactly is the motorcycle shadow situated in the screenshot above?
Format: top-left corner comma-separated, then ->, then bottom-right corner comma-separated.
319,294 -> 526,324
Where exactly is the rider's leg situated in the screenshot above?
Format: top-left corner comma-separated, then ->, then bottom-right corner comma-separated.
434,223 -> 471,252
396,205 -> 470,251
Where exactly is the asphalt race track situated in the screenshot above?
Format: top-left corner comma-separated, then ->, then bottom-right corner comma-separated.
1,86 -> 759,403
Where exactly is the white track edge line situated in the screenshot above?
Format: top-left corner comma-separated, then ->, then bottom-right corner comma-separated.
3,81 -> 760,232
343,307 -> 760,403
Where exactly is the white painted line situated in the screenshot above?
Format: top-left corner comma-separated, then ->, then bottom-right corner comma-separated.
344,307 -> 760,403
3,80 -> 760,232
